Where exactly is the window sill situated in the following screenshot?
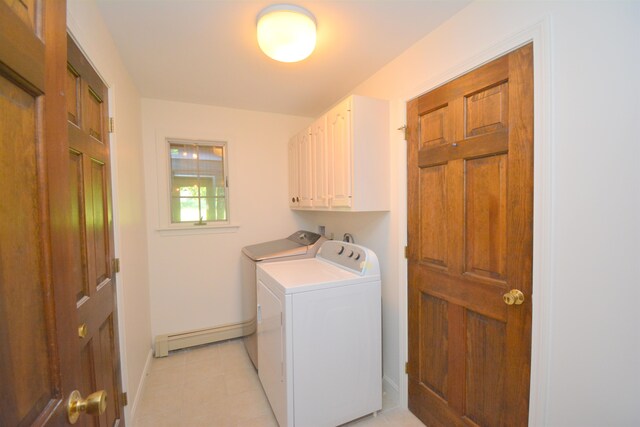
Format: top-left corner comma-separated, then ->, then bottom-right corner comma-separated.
156,223 -> 240,236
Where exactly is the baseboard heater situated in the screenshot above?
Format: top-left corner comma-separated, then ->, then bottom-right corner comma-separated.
154,319 -> 255,357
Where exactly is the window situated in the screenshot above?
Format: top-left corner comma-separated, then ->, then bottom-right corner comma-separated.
168,139 -> 228,224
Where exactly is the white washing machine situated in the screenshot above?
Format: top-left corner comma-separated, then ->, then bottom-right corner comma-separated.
256,240 -> 382,427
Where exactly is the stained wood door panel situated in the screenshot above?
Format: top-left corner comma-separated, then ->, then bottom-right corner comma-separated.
417,56 -> 508,114
419,165 -> 448,267
98,316 -> 120,427
2,0 -> 36,30
408,44 -> 533,427
86,86 -> 105,141
418,293 -> 449,400
69,149 -> 90,302
1,0 -> 76,425
0,2 -> 44,92
68,33 -> 124,425
414,266 -> 508,325
412,304 -> 511,427
419,131 -> 509,168
465,82 -> 509,138
0,75 -> 53,424
90,158 -> 109,285
67,64 -> 80,124
465,312 -> 506,427
464,155 -> 508,281
80,343 -> 99,427
420,105 -> 451,148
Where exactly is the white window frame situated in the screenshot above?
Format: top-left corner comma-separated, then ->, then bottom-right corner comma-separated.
155,134 -> 238,235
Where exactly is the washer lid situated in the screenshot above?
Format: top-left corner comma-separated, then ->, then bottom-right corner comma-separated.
285,230 -> 322,246
242,239 -> 308,261
258,258 -> 379,294
241,230 -> 322,261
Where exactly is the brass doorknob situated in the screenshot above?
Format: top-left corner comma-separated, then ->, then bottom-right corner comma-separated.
67,389 -> 107,424
503,289 -> 525,305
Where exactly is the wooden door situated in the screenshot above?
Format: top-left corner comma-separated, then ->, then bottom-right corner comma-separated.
67,36 -> 124,426
0,0 -> 79,425
328,99 -> 352,207
407,44 -> 533,427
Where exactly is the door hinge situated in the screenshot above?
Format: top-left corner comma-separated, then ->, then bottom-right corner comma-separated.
121,392 -> 128,406
405,362 -> 409,374
108,117 -> 115,133
404,246 -> 408,259
113,258 -> 120,273
398,125 -> 408,140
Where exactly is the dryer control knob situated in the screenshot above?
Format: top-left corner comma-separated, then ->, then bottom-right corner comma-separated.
348,251 -> 354,258
337,246 -> 345,255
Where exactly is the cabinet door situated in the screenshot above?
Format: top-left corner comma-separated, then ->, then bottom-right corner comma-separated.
328,99 -> 352,207
311,117 -> 330,208
257,280 -> 286,427
298,129 -> 314,207
288,136 -> 299,207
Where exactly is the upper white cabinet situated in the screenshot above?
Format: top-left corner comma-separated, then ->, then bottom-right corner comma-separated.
288,128 -> 314,208
288,136 -> 300,207
311,116 -> 330,208
327,99 -> 352,207
298,130 -> 313,208
289,95 -> 389,212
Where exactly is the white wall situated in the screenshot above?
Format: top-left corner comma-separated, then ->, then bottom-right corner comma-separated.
141,99 -> 311,338
67,0 -> 152,423
314,1 -> 639,425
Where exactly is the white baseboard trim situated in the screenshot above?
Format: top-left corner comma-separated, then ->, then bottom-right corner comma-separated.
129,349 -> 153,422
154,319 -> 255,357
382,375 -> 400,410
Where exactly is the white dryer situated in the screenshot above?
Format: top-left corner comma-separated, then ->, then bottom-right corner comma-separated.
241,231 -> 326,369
257,240 -> 382,427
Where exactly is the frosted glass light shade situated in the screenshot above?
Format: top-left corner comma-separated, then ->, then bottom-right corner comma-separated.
257,4 -> 316,63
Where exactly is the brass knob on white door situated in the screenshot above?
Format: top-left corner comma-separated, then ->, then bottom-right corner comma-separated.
67,390 -> 107,424
503,289 -> 525,305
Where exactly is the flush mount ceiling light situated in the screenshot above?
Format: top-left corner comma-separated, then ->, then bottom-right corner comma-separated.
257,4 -> 317,63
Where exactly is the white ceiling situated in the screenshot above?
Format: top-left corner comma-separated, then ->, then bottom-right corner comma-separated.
96,0 -> 471,117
